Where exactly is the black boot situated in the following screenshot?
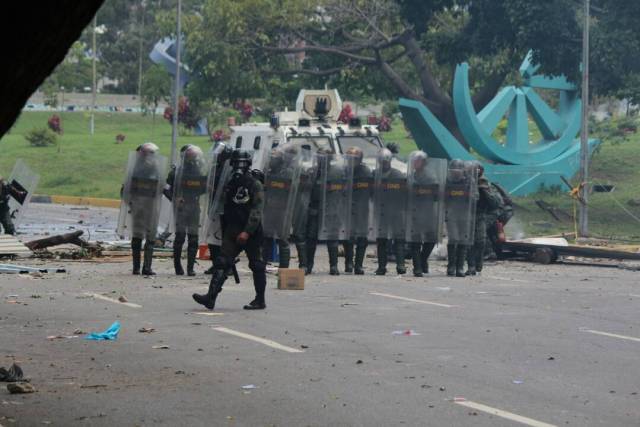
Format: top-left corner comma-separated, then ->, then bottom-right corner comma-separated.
193,269 -> 226,310
131,238 -> 142,275
456,245 -> 467,277
422,242 -> 435,274
295,242 -> 307,270
278,240 -> 291,269
244,261 -> 266,310
447,244 -> 456,276
354,239 -> 367,275
465,245 -> 477,276
395,240 -> 407,275
142,241 -> 156,276
411,243 -> 423,277
375,239 -> 388,275
306,240 -> 317,275
187,236 -> 198,276
328,242 -> 340,275
173,233 -> 185,275
343,242 -> 354,273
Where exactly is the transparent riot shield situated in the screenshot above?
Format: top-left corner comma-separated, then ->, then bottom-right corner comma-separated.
406,152 -> 447,244
318,153 -> 352,241
171,146 -> 210,235
262,146 -> 303,240
347,155 -> 374,240
373,156 -> 408,240
203,159 -> 232,245
6,159 -> 40,226
116,151 -> 167,239
291,150 -> 317,240
444,162 -> 478,245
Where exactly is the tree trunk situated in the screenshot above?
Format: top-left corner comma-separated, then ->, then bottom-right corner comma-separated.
25,230 -> 100,251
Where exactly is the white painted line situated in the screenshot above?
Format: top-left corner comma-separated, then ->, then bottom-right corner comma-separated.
629,294 -> 640,298
87,293 -> 142,308
485,275 -> 529,283
454,399 -> 557,427
370,292 -> 455,308
194,311 -> 224,316
582,329 -> 640,343
212,326 -> 304,353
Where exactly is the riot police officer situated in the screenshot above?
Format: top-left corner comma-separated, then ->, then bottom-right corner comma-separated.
373,148 -> 408,275
444,159 -> 475,277
343,147 -> 373,275
192,149 -> 267,310
406,151 -> 446,277
465,160 -> 501,275
117,142 -> 167,275
291,148 -> 316,272
167,145 -> 209,276
0,177 -> 26,235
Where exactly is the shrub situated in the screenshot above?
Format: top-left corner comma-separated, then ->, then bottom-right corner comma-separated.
115,134 -> 126,144
381,100 -> 400,118
211,128 -> 229,142
377,115 -> 392,132
47,114 -> 62,134
25,128 -> 57,147
163,96 -> 200,129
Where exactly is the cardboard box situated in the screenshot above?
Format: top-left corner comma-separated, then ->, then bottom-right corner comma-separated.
277,268 -> 305,290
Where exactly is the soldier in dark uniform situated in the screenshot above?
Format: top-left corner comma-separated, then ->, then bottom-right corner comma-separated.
465,161 -> 501,275
167,145 -> 208,276
445,159 -> 472,277
486,182 -> 513,259
343,147 -> 373,275
192,149 -> 267,311
304,148 -> 329,275
374,148 -> 408,276
0,177 -> 26,235
119,142 -> 165,276
291,149 -> 316,272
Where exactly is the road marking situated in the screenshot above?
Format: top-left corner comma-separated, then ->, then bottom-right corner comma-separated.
87,293 -> 142,308
194,311 -> 224,316
454,399 -> 557,427
582,329 -> 640,343
212,327 -> 304,353
485,275 -> 529,283
629,294 -> 640,298
370,292 -> 455,308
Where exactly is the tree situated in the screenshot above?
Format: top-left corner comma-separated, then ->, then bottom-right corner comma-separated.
183,0 -> 640,141
141,64 -> 171,130
41,41 -> 94,93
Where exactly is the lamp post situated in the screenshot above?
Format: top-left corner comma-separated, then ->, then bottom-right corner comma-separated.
170,0 -> 182,165
578,0 -> 590,237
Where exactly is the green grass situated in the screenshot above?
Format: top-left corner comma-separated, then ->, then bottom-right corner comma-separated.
0,111 -> 210,198
2,112 -> 640,239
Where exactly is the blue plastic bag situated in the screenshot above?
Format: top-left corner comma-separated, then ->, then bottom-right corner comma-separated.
84,321 -> 120,341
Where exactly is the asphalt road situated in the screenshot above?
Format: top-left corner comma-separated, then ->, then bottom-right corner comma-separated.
1,249 -> 640,426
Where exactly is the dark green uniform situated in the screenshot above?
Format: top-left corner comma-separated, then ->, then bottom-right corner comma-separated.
466,177 -> 501,275
291,163 -> 315,271
304,168 -> 322,274
343,162 -> 373,274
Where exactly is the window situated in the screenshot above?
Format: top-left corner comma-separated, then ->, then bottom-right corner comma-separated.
337,135 -> 382,158
235,136 -> 243,148
286,135 -> 334,153
253,136 -> 261,150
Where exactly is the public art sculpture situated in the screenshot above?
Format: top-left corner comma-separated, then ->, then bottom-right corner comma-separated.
400,52 -> 600,196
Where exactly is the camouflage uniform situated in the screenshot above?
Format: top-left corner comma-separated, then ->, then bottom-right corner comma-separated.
466,174 -> 502,275
0,180 -> 17,235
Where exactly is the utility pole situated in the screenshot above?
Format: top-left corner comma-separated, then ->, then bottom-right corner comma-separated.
138,0 -> 145,111
90,14 -> 97,136
578,0 -> 590,237
170,0 -> 182,165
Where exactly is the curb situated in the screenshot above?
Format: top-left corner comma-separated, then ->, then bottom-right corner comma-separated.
32,194 -> 120,209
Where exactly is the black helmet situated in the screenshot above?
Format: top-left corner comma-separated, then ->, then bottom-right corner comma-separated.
230,149 -> 252,171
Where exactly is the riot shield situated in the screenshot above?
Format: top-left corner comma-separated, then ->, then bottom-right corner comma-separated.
116,150 -> 167,239
203,158 -> 232,245
373,154 -> 408,240
444,161 -> 478,245
347,155 -> 374,240
318,153 -> 352,241
406,152 -> 447,244
262,146 -> 303,240
6,160 -> 39,225
291,150 -> 317,240
171,145 -> 210,235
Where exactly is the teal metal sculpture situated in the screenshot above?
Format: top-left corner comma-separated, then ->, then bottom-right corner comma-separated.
399,52 -> 600,195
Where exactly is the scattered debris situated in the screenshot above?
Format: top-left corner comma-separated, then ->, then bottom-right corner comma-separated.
241,384 -> 257,390
0,364 -> 24,382
25,230 -> 101,256
80,384 -> 107,389
7,382 -> 36,394
392,330 -> 420,336
47,335 -> 78,340
73,329 -> 86,335
512,380 -> 524,384
85,321 -> 120,341
138,327 -> 156,333
356,360 -> 363,365
152,345 -> 170,350
118,295 -> 128,303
